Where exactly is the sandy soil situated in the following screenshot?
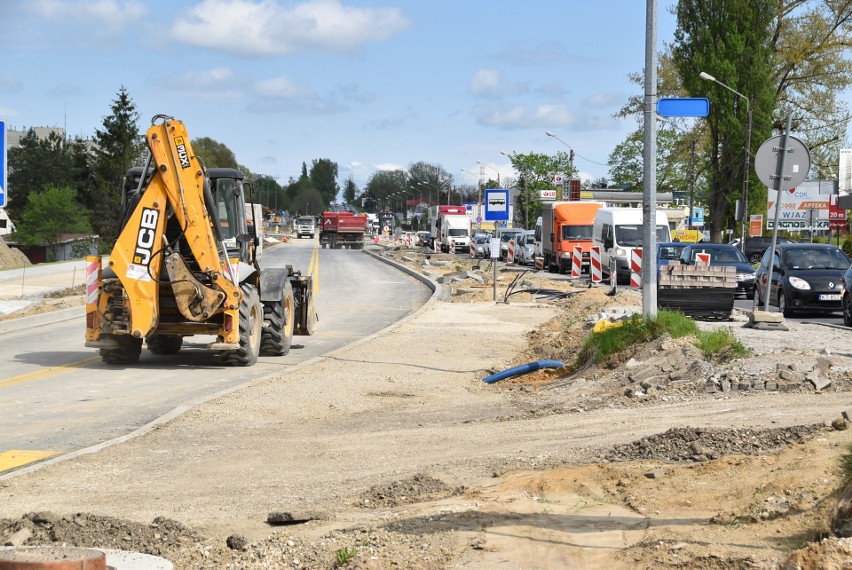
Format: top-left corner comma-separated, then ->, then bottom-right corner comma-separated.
3,243 -> 852,569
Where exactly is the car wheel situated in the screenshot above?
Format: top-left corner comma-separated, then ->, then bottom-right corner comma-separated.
843,293 -> 852,327
779,291 -> 794,318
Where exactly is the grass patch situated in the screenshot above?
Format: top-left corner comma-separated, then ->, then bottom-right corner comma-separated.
693,328 -> 749,361
335,546 -> 358,566
578,310 -> 749,366
577,310 -> 698,366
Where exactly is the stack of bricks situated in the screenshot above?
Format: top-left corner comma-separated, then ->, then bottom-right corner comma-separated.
658,261 -> 737,290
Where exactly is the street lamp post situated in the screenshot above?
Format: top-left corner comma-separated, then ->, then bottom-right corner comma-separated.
545,131 -> 575,178
476,161 -> 500,187
700,71 -> 752,249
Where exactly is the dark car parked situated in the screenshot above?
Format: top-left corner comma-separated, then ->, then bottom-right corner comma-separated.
678,243 -> 756,299
742,236 -> 796,263
754,243 -> 851,317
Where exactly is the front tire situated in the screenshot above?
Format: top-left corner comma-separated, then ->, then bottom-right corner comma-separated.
779,291 -> 794,318
222,283 -> 262,366
261,282 -> 295,356
843,293 -> 852,327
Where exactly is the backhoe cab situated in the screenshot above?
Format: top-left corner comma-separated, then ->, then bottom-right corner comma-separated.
85,115 -> 317,366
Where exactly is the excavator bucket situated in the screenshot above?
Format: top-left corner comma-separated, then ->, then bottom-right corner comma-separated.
291,275 -> 318,336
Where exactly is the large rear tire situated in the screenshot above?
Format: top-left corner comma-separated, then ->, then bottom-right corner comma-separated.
222,283 -> 262,366
260,282 -> 295,356
100,335 -> 143,365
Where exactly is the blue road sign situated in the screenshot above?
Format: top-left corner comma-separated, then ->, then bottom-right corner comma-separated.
484,189 -> 509,221
0,120 -> 5,208
657,97 -> 710,117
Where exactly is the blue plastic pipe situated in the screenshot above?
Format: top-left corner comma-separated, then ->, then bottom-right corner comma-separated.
482,360 -> 565,384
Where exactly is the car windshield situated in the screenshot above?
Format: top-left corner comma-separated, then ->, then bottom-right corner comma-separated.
448,228 -> 468,237
524,234 -> 535,245
615,225 -> 668,247
561,225 -> 593,240
783,247 -> 851,270
690,247 -> 748,264
658,244 -> 687,260
501,232 -> 523,242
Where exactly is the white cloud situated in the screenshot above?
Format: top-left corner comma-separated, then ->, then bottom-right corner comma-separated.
30,0 -> 146,33
171,0 -> 410,56
156,67 -> 243,99
0,74 -> 22,93
469,68 -> 531,99
475,104 -> 574,129
583,91 -> 623,108
469,69 -> 501,97
254,76 -> 315,99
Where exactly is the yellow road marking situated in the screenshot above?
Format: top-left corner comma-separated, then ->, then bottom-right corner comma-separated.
0,450 -> 56,472
309,240 -> 320,297
0,356 -> 102,389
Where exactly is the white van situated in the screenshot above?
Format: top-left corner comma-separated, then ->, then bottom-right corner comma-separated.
592,207 -> 671,284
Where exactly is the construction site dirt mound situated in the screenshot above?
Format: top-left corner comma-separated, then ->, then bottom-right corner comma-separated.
0,238 -> 30,268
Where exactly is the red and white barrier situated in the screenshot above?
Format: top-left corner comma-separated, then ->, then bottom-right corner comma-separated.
434,239 -> 440,253
696,252 -> 711,265
470,242 -> 475,258
590,246 -> 602,283
86,257 -> 100,305
535,256 -> 544,270
507,239 -> 515,264
571,246 -> 582,278
630,247 -> 642,288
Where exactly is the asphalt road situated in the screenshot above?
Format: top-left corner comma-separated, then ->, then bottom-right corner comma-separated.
0,239 -> 432,473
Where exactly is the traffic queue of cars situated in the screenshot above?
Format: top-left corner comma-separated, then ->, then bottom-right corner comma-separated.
416,227 -> 852,321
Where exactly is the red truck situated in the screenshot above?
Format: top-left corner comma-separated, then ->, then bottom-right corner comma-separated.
320,211 -> 368,249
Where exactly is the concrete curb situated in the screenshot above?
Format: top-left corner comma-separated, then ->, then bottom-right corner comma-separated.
0,305 -> 85,336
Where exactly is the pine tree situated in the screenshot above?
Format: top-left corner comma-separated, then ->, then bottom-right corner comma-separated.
90,87 -> 144,242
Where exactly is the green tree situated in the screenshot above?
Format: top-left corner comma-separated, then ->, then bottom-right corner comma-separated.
13,186 -> 93,259
6,129 -> 73,222
364,169 -> 408,211
673,0 -> 777,243
407,162 -> 453,206
90,87 -> 144,243
608,123 -> 702,194
502,151 -> 572,228
342,176 -> 359,208
770,0 -> 852,179
290,187 -> 324,216
193,137 -> 239,169
310,158 -> 339,206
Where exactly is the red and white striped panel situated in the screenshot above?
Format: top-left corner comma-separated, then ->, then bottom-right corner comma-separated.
86,257 -> 100,305
590,246 -> 602,283
630,247 -> 642,288
434,239 -> 440,253
571,246 -> 582,278
507,240 -> 515,264
470,242 -> 475,258
535,256 -> 544,270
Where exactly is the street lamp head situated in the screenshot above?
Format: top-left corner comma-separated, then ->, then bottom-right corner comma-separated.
699,71 -> 716,82
500,150 -> 510,156
545,131 -> 555,137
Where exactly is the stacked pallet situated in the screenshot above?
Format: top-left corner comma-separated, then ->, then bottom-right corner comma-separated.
658,262 -> 736,319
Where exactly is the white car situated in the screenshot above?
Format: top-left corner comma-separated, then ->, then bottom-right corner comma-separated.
516,230 -> 536,266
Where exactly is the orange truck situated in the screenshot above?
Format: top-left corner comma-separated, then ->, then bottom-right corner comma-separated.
539,201 -> 604,274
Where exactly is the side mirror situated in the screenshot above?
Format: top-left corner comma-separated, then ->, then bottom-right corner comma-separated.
604,236 -> 613,249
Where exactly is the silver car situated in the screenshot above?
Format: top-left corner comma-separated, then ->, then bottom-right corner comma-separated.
516,230 -> 536,265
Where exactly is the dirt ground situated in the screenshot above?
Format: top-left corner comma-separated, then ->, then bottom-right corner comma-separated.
3,240 -> 852,569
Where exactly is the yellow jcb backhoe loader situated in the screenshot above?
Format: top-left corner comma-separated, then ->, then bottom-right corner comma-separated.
85,114 -> 317,365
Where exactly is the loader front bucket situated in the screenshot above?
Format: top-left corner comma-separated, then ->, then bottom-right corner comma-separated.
291,275 -> 318,335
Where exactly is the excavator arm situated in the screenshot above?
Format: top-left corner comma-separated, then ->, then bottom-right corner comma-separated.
105,116 -> 241,340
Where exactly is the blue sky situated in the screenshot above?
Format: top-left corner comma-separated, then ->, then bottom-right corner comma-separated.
1,0 -> 811,198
